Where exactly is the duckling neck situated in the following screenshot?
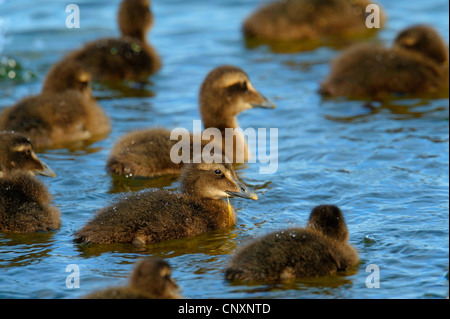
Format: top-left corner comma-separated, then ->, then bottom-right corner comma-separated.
123,31 -> 147,43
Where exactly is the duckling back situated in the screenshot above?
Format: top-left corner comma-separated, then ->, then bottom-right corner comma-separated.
0,91 -> 110,149
320,25 -> 449,99
243,0 -> 384,42
0,59 -> 111,149
0,172 -> 60,233
320,43 -> 448,98
73,189 -> 230,245
83,257 -> 181,299
224,205 -> 358,282
66,38 -> 160,82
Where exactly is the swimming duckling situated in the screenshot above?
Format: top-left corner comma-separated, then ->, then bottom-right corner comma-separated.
243,0 -> 384,43
320,25 -> 449,99
224,205 -> 359,282
0,132 -> 60,233
83,258 -> 181,299
74,156 -> 258,245
0,60 -> 111,149
65,0 -> 160,81
106,65 -> 275,178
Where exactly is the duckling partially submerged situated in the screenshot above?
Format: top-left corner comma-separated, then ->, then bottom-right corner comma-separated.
224,205 -> 359,282
83,258 -> 181,299
65,0 -> 160,81
0,132 -> 60,233
74,157 -> 257,245
320,25 -> 449,99
0,60 -> 111,149
106,65 -> 275,178
243,0 -> 384,43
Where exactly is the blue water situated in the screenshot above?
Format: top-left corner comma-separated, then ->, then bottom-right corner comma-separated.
0,0 -> 448,299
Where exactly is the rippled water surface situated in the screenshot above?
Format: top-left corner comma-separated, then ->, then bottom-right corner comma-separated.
0,0 -> 448,299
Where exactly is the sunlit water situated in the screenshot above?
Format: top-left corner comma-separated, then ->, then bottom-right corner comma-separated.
0,0 -> 448,299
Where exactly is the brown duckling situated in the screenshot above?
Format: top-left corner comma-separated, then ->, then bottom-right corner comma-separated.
65,0 -> 160,82
0,60 -> 111,149
320,25 -> 449,99
224,205 -> 359,283
83,258 -> 181,299
74,156 -> 258,245
243,0 -> 385,43
106,65 -> 275,178
0,131 -> 60,233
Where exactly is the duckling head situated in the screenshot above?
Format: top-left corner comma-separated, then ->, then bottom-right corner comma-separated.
394,25 -> 449,66
0,132 -> 55,177
306,205 -> 349,243
199,65 -> 276,129
179,156 -> 258,200
42,60 -> 92,95
129,258 -> 180,298
118,0 -> 153,41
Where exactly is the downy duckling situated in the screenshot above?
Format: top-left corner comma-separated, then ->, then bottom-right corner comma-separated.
320,25 -> 449,99
74,156 -> 258,245
224,205 -> 359,282
0,60 -> 111,149
83,258 -> 181,299
65,0 -> 160,81
106,65 -> 275,178
243,0 -> 384,43
0,131 -> 60,233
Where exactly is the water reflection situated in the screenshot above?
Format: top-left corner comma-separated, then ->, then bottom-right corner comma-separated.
74,228 -> 239,259
0,232 -> 57,268
323,96 -> 449,123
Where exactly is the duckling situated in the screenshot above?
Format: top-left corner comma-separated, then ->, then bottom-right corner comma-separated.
74,156 -> 258,245
320,25 -> 449,99
224,205 -> 359,282
243,0 -> 384,43
0,131 -> 60,233
0,60 -> 111,149
106,65 -> 275,178
83,258 -> 181,299
65,0 -> 160,81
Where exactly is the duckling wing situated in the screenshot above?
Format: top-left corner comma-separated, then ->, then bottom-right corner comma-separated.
73,190 -> 213,244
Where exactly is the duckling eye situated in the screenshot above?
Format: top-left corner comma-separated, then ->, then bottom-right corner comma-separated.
228,81 -> 248,92
214,169 -> 223,176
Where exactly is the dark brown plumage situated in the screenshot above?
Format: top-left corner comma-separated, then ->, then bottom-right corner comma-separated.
320,25 -> 449,99
65,0 -> 160,81
83,258 -> 181,299
0,60 -> 111,149
0,132 -> 60,233
74,157 -> 257,245
243,0 -> 384,42
224,205 -> 359,283
106,65 -> 275,178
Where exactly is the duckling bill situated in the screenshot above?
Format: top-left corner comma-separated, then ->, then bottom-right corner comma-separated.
74,156 -> 257,245
0,132 -> 60,233
224,205 -> 359,282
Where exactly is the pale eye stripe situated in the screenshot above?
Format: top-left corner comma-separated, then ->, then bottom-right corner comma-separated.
12,144 -> 29,152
